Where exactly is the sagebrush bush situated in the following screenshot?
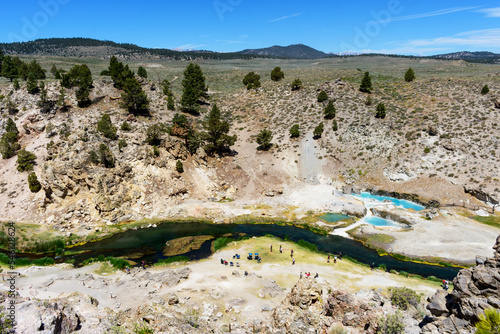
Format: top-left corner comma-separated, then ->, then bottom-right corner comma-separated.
389,287 -> 420,310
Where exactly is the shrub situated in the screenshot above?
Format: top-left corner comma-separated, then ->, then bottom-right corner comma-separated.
118,139 -> 128,151
481,84 -> 490,95
97,114 -> 117,140
156,256 -> 190,265
332,119 -> 338,132
377,311 -> 404,334
146,123 -> 166,146
121,121 -> 132,131
365,95 -> 373,106
291,78 -> 302,91
424,147 -> 430,154
270,67 -> 285,81
317,90 -> 328,102
17,149 -> 36,172
28,172 -> 41,193
360,72 -> 372,93
213,237 -> 232,251
153,145 -> 160,157
476,308 -> 500,334
297,240 -> 318,252
137,66 -> 147,79
89,150 -> 100,164
176,160 -> 184,173
290,124 -> 300,138
389,287 -> 420,310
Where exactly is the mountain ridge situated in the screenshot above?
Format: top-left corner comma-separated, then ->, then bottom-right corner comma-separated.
1,37 -> 500,63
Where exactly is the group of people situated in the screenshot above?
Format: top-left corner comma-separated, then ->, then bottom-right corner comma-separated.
300,272 -> 319,279
327,252 -> 342,263
442,280 -> 450,291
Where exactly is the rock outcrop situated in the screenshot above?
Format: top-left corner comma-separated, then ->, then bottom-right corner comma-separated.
423,234 -> 500,333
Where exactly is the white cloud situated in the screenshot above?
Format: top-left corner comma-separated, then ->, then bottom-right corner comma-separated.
408,28 -> 500,48
268,13 -> 302,23
382,6 -> 480,23
174,44 -> 207,50
477,7 -> 500,17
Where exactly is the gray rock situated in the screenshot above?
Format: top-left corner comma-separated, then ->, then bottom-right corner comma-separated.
427,290 -> 449,317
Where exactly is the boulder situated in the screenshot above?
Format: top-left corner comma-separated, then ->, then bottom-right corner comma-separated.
427,290 -> 449,317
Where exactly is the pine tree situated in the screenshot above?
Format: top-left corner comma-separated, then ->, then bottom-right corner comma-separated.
5,118 -> 18,134
16,149 -> 37,172
28,172 -> 42,193
137,66 -> 147,79
181,63 -> 208,113
290,124 -> 300,138
27,73 -> 39,94
13,79 -> 20,91
1,56 -> 18,82
256,129 -> 273,151
99,144 -> 115,168
121,77 -> 149,114
317,90 -> 328,102
243,72 -> 261,89
176,160 -> 184,173
404,68 -> 415,82
324,101 -> 336,119
167,94 -> 175,110
28,60 -> 46,79
332,119 -> 338,132
202,103 -> 236,155
97,113 -> 118,140
360,72 -> 372,93
375,103 -> 386,119
57,87 -> 68,111
270,67 -> 285,81
313,122 -> 324,139
291,78 -> 302,91
37,81 -> 54,113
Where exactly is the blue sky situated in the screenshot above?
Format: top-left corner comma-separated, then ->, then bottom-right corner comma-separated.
1,0 -> 500,55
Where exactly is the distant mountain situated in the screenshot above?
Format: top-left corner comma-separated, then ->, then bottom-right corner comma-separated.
0,38 -> 269,60
238,44 -> 329,59
431,51 -> 500,63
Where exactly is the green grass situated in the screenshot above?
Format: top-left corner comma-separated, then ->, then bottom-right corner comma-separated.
82,256 -> 129,269
213,237 -> 233,251
472,215 -> 500,229
155,256 -> 190,265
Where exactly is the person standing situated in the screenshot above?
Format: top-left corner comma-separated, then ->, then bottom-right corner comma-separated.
292,257 -> 295,265
270,244 -> 272,252
279,245 -> 282,253
327,255 -> 330,263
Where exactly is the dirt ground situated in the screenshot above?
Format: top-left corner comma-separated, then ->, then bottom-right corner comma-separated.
6,237 -> 442,324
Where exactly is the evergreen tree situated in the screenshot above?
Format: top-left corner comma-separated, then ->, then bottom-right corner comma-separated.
28,172 -> 41,193
332,119 -> 338,132
404,68 -> 415,82
54,70 -> 61,80
243,71 -> 261,90
1,56 -> 18,82
176,160 -> 184,173
256,129 -> 273,151
5,118 -> 18,134
57,87 -> 68,111
181,63 -> 208,113
76,86 -> 91,108
6,98 -> 18,115
317,90 -> 328,102
13,79 -> 20,91
121,121 -> 132,131
167,94 -> 175,110
162,79 -> 172,95
313,122 -> 324,139
16,149 -> 37,171
291,78 -> 302,91
481,84 -> 490,95
324,101 -> 336,119
0,50 -> 3,74
0,132 -> 20,159
27,73 -> 39,94
270,67 -> 285,81
37,81 -> 54,113
121,77 -> 149,114
146,123 -> 165,146
375,103 -> 386,119
360,71 -> 372,92
16,59 -> 28,81
137,66 -> 147,79
202,103 -> 236,155
99,143 -> 115,168
290,124 -> 300,138
28,60 -> 46,79
108,56 -> 134,89
97,113 -> 118,139
50,64 -> 58,76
